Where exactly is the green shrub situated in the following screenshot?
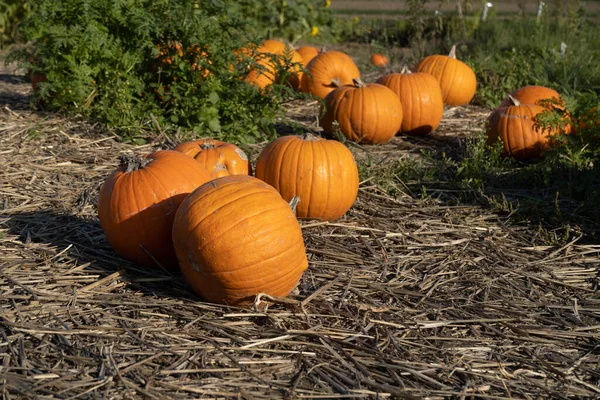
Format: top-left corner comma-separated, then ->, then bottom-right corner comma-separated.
8,0 -> 333,144
0,0 -> 33,49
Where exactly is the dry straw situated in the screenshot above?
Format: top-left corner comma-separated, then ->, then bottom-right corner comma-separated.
1,74 -> 599,399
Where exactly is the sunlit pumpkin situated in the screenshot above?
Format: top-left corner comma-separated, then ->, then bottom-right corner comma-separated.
174,139 -> 251,178
300,50 -> 360,99
415,45 -> 477,106
377,66 -> 444,135
320,78 -> 403,144
255,133 -> 359,221
98,150 -> 212,268
172,175 -> 308,306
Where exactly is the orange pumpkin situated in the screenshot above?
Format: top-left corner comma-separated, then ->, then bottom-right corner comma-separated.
415,45 -> 477,106
499,85 -> 562,109
296,45 -> 321,66
98,150 -> 212,268
320,78 -> 403,144
300,50 -> 360,99
245,39 -> 302,89
174,139 -> 251,178
371,53 -> 389,67
486,95 -> 563,160
172,175 -> 309,306
255,133 -> 359,221
493,85 -> 572,135
377,66 -> 444,135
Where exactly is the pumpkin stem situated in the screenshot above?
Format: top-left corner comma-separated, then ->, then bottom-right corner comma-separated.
320,45 -> 327,53
400,65 -> 411,74
119,155 -> 152,173
200,141 -> 216,150
289,196 -> 300,215
448,45 -> 457,59
302,132 -> 321,141
352,78 -> 366,88
507,94 -> 521,107
330,77 -> 341,88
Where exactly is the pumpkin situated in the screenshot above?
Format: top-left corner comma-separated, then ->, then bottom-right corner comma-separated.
98,150 -> 212,268
493,85 -> 572,135
486,95 -> 562,160
174,139 -> 251,178
296,45 -> 321,66
289,45 -> 321,91
376,66 -> 444,135
172,175 -> 308,306
245,39 -> 302,89
255,133 -> 359,221
371,53 -> 389,67
300,50 -> 360,99
499,85 -> 562,109
415,45 -> 477,106
320,78 -> 403,144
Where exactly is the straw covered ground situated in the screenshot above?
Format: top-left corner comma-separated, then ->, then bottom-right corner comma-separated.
1,66 -> 600,399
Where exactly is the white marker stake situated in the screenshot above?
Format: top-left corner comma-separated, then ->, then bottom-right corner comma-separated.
482,2 -> 493,22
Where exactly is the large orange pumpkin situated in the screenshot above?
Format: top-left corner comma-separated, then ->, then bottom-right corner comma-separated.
377,66 -> 444,135
300,50 -> 360,99
493,85 -> 572,135
320,78 -> 403,144
172,175 -> 309,306
415,45 -> 477,106
98,150 -> 212,269
499,85 -> 561,109
174,139 -> 251,178
486,95 -> 562,160
255,133 -> 359,221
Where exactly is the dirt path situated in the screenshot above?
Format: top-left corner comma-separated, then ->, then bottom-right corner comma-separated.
1,63 -> 600,399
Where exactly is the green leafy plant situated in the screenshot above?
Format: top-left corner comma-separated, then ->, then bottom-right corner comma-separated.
0,0 -> 33,49
8,0 -> 322,144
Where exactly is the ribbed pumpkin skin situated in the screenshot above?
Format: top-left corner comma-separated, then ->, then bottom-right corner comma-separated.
415,47 -> 476,106
320,80 -> 403,144
499,86 -> 560,108
300,51 -> 360,99
377,71 -> 443,136
172,175 -> 309,306
98,150 -> 213,268
174,139 -> 250,178
255,134 -> 359,221
486,103 -> 559,160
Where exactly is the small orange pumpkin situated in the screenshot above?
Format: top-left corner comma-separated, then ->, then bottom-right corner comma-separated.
172,175 -> 309,306
320,78 -> 403,144
98,150 -> 213,268
486,95 -> 563,160
255,133 -> 359,221
371,53 -> 389,67
415,45 -> 477,106
377,66 -> 444,135
300,50 -> 361,99
174,139 -> 251,178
